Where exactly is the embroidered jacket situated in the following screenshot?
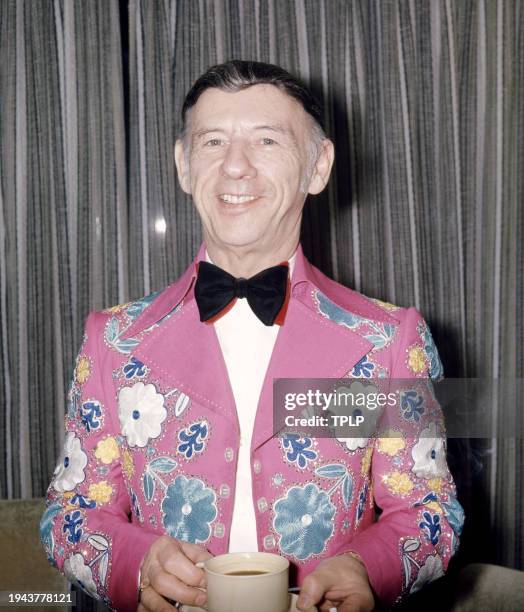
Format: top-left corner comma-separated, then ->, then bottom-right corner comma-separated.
40,244 -> 464,611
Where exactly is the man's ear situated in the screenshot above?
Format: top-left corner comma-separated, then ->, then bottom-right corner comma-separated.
174,139 -> 191,194
307,139 -> 335,195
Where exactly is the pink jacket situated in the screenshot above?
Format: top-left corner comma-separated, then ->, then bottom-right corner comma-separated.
41,244 -> 463,611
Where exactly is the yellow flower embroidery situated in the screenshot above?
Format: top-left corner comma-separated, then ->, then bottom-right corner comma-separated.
377,430 -> 406,456
122,448 -> 134,479
383,471 -> 414,496
373,298 -> 399,312
361,447 -> 373,475
407,346 -> 427,375
94,437 -> 120,464
75,356 -> 91,384
427,477 -> 443,493
425,501 -> 442,513
88,481 -> 113,505
103,302 -> 130,314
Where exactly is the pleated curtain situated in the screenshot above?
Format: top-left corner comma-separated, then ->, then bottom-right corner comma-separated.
1,1 -> 522,609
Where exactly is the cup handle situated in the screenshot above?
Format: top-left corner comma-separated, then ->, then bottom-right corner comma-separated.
194,561 -> 208,610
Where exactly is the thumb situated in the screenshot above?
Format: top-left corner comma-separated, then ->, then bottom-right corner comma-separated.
180,541 -> 214,564
297,575 -> 326,611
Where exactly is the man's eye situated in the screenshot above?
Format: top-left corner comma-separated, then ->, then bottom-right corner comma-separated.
205,139 -> 223,147
262,137 -> 276,145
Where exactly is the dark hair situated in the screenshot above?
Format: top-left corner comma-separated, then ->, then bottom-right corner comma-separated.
181,60 -> 325,133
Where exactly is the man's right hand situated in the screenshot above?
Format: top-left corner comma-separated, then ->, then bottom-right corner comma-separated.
137,535 -> 213,611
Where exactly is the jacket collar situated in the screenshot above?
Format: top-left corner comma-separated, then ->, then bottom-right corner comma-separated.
130,244 -> 399,449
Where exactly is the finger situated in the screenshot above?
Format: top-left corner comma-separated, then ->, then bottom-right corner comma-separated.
139,586 -> 178,612
337,594 -> 374,612
160,547 -> 208,587
179,540 -> 214,564
297,574 -> 327,610
150,569 -> 207,607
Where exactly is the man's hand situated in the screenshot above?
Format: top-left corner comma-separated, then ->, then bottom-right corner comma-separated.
296,554 -> 375,612
137,535 -> 213,611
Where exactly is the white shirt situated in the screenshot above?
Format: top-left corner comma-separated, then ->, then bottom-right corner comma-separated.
208,252 -> 296,552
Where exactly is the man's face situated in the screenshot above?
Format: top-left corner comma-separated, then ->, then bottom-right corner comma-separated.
175,84 -> 333,256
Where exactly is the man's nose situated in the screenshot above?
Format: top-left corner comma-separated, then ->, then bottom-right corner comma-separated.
220,142 -> 257,179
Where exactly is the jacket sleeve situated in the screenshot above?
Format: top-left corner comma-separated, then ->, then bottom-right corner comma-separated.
39,311 -> 159,611
337,307 -> 464,607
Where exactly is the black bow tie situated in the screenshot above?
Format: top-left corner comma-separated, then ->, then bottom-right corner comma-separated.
194,261 -> 290,326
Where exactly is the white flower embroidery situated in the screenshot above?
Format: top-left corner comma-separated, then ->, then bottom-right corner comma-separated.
411,423 -> 448,478
118,382 -> 167,448
63,553 -> 100,599
410,555 -> 444,594
52,433 -> 87,492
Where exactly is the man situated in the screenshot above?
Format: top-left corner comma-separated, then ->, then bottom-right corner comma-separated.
41,61 -> 463,611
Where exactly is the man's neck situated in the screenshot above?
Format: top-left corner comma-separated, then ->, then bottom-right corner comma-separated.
204,242 -> 299,278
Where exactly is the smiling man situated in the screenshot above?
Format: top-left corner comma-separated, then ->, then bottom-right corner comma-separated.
41,61 -> 463,612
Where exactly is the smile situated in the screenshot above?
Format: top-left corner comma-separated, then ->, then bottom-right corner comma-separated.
218,194 -> 258,204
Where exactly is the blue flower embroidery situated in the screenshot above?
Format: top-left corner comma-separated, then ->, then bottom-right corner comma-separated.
442,495 -> 465,537
162,475 -> 217,543
177,421 -> 208,459
126,290 -> 161,321
273,483 -> 335,560
80,401 -> 102,432
400,390 -> 425,422
63,510 -> 84,544
422,327 -> 444,381
123,356 -> 147,379
282,434 -> 317,469
70,494 -> 96,509
130,487 -> 142,522
356,483 -> 368,523
39,503 -> 62,563
315,291 -> 364,329
351,356 -> 375,378
419,511 -> 441,545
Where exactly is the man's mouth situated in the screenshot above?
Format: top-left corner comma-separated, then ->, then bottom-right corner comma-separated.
218,194 -> 258,204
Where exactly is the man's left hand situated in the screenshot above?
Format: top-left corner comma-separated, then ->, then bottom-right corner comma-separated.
296,554 -> 375,612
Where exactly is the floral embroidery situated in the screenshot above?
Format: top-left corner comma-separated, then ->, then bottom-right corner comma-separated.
122,448 -> 134,479
75,356 -> 91,384
419,511 -> 441,545
356,483 -> 368,525
81,400 -> 103,433
361,447 -> 373,475
315,463 -> 354,508
442,495 -> 465,537
161,475 -> 217,543
400,390 -> 425,421
94,437 -> 119,464
118,382 -> 167,448
88,481 -> 113,505
130,487 -> 142,522
371,298 -> 399,312
103,302 -> 130,314
415,492 -> 441,514
401,537 -> 421,589
52,433 -> 87,492
420,324 -> 444,381
177,421 -> 208,459
377,430 -> 406,456
363,322 -> 396,350
383,471 -> 415,496
143,457 -> 178,503
410,555 -> 444,594
104,316 -> 140,354
125,290 -> 161,321
351,356 -> 375,378
282,434 -> 317,469
273,483 -> 335,560
69,494 -> 96,509
63,510 -> 84,544
123,356 -> 148,379
427,478 -> 443,493
411,424 -> 448,478
315,291 -> 364,329
63,553 -> 100,599
39,503 -> 62,563
407,346 -> 428,375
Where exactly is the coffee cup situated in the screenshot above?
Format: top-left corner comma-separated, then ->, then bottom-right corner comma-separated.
195,551 -> 289,612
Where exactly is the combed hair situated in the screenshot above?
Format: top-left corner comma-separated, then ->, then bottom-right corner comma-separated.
181,60 -> 326,139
